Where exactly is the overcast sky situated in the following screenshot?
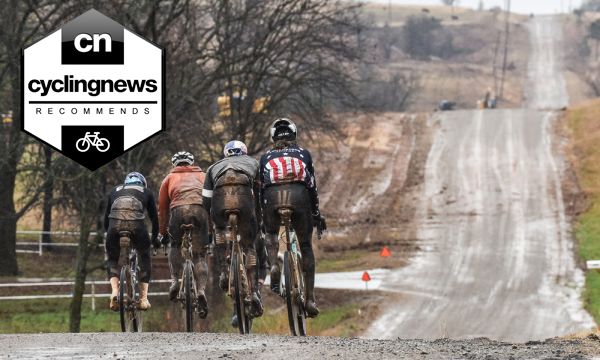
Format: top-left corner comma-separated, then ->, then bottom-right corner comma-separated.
365,0 -> 584,14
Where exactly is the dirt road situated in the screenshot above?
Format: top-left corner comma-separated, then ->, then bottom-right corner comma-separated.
2,332 -> 599,359
366,16 -> 595,342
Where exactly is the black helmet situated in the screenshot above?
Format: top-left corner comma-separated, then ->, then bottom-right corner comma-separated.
171,151 -> 194,166
270,118 -> 297,142
124,172 -> 147,187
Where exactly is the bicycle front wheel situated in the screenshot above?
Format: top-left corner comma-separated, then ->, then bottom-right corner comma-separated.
232,253 -> 251,334
284,251 -> 306,336
183,260 -> 194,332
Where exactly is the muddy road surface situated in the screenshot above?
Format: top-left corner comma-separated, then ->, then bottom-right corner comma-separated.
2,333 -> 600,359
366,16 -> 595,342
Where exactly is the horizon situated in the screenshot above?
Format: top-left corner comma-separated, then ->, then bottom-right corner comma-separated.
363,0 -> 584,15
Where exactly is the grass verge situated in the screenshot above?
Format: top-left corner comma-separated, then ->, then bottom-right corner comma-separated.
566,100 -> 600,324
0,289 -> 387,336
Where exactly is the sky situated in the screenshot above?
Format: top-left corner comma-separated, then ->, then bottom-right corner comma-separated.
365,0 -> 584,14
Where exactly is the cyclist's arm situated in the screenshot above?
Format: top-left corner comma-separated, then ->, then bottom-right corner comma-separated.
146,190 -> 159,241
202,168 -> 214,213
103,190 -> 113,232
305,150 -> 320,216
258,155 -> 267,208
252,166 -> 262,225
158,176 -> 170,235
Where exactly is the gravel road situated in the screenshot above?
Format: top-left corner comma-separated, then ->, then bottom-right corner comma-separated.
1,332 -> 599,359
365,16 -> 595,342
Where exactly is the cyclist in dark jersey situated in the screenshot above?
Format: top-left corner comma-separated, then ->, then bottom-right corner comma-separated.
259,118 -> 326,318
203,141 -> 265,321
104,172 -> 159,311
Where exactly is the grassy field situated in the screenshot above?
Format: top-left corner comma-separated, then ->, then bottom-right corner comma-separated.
566,99 -> 600,323
0,290 -> 381,336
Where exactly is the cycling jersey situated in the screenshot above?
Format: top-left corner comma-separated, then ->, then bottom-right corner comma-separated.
259,143 -> 320,215
204,155 -> 259,191
158,165 -> 205,235
103,184 -> 158,239
259,144 -> 315,188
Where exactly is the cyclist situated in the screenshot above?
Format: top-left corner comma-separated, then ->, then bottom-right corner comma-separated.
158,151 -> 210,318
259,118 -> 326,318
202,140 -> 265,321
104,172 -> 159,311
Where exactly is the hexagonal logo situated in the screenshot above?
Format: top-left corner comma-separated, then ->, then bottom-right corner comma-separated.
22,9 -> 165,170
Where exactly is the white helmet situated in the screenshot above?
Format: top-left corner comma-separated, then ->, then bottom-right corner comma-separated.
270,118 -> 297,142
223,140 -> 248,157
171,151 -> 194,166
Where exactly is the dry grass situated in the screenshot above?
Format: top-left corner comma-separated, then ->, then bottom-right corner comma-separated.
566,99 -> 600,325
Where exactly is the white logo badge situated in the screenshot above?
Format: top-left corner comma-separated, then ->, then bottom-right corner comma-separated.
22,9 -> 165,170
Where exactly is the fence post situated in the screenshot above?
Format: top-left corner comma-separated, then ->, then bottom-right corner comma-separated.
91,280 -> 96,311
38,233 -> 43,256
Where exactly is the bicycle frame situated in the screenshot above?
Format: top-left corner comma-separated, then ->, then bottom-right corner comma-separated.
178,225 -> 198,299
118,231 -> 142,332
224,211 -> 253,334
278,208 -> 307,336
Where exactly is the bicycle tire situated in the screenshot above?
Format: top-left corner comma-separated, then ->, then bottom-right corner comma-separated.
183,260 -> 194,332
232,253 -> 251,334
284,251 -> 306,336
119,266 -> 128,332
130,268 -> 142,332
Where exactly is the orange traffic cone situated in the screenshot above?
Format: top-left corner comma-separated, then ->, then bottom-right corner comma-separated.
380,246 -> 391,257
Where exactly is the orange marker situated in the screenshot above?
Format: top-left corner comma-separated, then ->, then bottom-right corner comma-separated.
380,246 -> 391,258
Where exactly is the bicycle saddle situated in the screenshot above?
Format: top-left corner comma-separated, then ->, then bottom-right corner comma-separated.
180,224 -> 194,231
119,231 -> 132,247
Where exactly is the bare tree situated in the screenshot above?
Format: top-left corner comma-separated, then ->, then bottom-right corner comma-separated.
53,164 -> 109,333
0,0 -> 82,275
187,0 -> 364,157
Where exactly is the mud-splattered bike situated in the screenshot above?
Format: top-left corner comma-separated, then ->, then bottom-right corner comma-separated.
117,231 -> 143,332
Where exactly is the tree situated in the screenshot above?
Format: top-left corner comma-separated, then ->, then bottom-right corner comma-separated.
0,0 -> 81,275
190,0 -> 364,157
55,165 -> 109,333
402,15 -> 444,59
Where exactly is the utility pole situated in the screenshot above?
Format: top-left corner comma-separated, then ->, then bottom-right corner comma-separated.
499,0 -> 510,99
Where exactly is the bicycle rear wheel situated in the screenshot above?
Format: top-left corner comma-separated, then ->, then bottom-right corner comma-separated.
130,269 -> 142,332
284,251 -> 306,336
118,266 -> 129,332
232,253 -> 251,334
183,260 -> 194,332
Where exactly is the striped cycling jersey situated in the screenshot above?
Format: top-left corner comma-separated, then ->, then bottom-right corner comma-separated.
259,145 -> 315,188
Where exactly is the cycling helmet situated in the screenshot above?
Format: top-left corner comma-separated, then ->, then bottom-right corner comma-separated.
171,151 -> 194,166
270,117 -> 297,142
223,140 -> 248,157
124,172 -> 147,187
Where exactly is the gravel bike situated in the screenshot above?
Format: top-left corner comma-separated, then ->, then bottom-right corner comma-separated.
176,224 -> 204,332
117,231 -> 143,332
276,208 -> 307,336
226,211 -> 253,334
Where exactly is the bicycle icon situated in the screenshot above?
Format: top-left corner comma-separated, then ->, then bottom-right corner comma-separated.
75,132 -> 110,152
